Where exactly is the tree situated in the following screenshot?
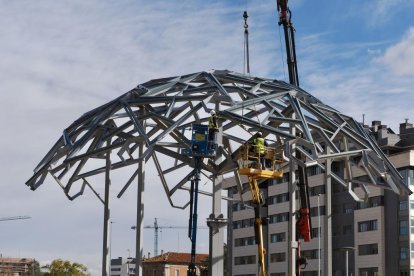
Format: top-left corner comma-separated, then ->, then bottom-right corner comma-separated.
33,260 -> 43,276
42,259 -> 89,276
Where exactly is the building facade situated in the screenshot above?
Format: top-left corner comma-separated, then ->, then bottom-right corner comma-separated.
228,120 -> 414,276
0,258 -> 35,276
142,252 -> 208,276
111,257 -> 136,276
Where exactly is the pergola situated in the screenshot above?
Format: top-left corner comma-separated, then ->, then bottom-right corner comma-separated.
26,69 -> 410,276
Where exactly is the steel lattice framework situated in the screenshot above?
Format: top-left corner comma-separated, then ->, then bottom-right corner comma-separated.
26,69 -> 411,275
26,69 -> 410,197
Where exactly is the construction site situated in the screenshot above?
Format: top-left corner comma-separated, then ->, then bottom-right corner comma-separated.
18,1 -> 414,276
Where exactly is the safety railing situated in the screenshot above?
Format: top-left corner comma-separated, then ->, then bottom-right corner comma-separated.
238,143 -> 283,171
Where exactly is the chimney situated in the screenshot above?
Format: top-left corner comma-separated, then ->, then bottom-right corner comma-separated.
161,250 -> 164,255
400,118 -> 413,134
148,252 -> 151,259
371,120 -> 381,132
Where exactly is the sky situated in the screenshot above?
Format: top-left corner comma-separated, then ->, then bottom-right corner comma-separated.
1,0 -> 414,274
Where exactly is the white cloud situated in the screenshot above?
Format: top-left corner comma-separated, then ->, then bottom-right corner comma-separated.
365,0 -> 414,26
299,29 -> 414,132
0,1 -> 280,274
2,0 -> 413,274
378,27 -> 414,76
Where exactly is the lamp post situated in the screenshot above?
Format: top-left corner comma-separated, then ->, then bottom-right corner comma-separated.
340,247 -> 355,276
110,221 -> 115,274
317,194 -> 321,276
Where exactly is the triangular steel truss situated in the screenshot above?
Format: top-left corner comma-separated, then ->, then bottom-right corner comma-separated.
26,69 -> 411,206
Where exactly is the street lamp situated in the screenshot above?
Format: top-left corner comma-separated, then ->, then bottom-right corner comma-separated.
317,194 -> 321,276
340,247 -> 355,276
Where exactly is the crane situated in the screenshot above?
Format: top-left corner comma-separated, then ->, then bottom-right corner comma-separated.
131,217 -> 207,258
0,216 -> 31,222
277,0 -> 312,274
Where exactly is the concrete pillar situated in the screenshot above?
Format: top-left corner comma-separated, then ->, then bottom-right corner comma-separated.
288,116 -> 297,276
324,148 -> 332,275
102,141 -> 112,276
135,142 -> 145,275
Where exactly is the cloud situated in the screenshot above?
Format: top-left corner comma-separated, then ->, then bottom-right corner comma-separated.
298,28 -> 414,131
364,0 -> 414,26
378,27 -> 414,76
1,1 -> 280,273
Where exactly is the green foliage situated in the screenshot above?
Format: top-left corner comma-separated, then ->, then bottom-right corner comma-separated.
33,260 -> 43,276
42,259 -> 89,276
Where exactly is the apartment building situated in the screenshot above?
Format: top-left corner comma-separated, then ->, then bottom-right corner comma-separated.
142,252 -> 208,276
228,120 -> 414,276
0,257 -> 35,276
110,257 -> 136,276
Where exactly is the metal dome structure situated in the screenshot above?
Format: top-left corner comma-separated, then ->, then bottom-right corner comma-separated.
26,69 -> 411,275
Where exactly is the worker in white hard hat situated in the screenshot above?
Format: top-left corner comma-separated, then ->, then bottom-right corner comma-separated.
208,110 -> 219,148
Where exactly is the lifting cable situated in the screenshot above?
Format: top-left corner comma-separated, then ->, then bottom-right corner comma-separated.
243,11 -> 250,75
278,24 -> 287,82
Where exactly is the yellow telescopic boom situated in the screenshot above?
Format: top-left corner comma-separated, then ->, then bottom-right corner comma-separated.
238,143 -> 283,276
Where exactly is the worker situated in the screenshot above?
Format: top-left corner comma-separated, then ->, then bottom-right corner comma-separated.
253,132 -> 266,169
208,110 -> 219,148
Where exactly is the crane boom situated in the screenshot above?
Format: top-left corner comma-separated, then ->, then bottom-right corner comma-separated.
277,1 -> 312,275
132,217 -> 207,258
0,216 -> 31,222
277,0 -> 300,87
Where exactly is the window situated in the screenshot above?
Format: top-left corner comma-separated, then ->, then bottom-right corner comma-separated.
357,196 -> 384,209
311,227 -> 321,238
270,232 -> 286,243
270,273 -> 286,276
400,220 -> 409,235
343,203 -> 354,214
398,168 -> 414,186
411,219 -> 414,234
411,243 -> 414,258
359,244 -> 378,255
400,247 -> 409,260
307,165 -> 321,176
359,267 -> 378,276
400,200 -> 409,211
310,185 -> 325,196
310,206 -> 325,217
235,236 -> 256,247
270,252 -> 286,263
270,212 -> 290,223
274,173 -> 290,184
301,249 -> 320,259
358,220 -> 378,232
235,255 -> 256,265
269,193 -> 289,205
233,218 -> 254,229
175,270 -> 179,276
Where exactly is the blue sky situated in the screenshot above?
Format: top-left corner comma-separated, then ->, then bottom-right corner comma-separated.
1,0 -> 414,274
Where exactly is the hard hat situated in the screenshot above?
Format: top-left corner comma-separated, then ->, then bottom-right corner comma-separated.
210,110 -> 216,115
257,131 -> 262,136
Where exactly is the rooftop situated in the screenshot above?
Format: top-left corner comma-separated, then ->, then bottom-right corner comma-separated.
143,252 -> 208,265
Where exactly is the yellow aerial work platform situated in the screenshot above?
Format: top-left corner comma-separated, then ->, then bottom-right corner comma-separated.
238,143 -> 284,178
237,143 -> 284,276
